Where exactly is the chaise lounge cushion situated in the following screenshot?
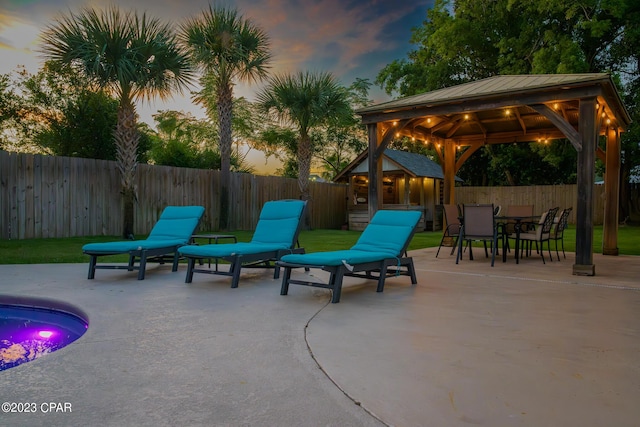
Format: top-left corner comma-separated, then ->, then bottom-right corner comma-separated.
82,205 -> 204,254
280,249 -> 399,266
83,239 -> 187,254
280,210 -> 421,266
179,242 -> 293,258
178,200 -> 306,259
251,201 -> 305,245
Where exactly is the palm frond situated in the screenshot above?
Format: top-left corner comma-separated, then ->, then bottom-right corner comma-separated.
40,6 -> 193,104
179,4 -> 271,86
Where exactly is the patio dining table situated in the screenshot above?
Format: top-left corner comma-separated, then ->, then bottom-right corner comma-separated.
495,215 -> 539,264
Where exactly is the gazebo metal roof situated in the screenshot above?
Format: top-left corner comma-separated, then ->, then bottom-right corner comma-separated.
359,74 -> 625,114
358,74 -> 630,148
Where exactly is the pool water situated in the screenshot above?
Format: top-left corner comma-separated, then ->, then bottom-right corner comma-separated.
0,301 -> 88,371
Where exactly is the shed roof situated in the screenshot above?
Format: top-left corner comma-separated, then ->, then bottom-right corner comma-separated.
385,149 -> 446,178
334,149 -> 461,182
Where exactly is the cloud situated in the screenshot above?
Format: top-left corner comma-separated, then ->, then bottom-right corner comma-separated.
234,0 -> 427,83
0,10 -> 44,75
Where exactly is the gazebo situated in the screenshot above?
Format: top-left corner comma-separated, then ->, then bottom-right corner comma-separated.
356,74 -> 631,276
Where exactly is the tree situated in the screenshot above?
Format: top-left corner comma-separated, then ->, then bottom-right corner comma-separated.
147,110 -> 219,169
0,72 -> 25,151
180,5 -> 271,230
312,79 -> 371,180
251,126 -> 299,177
0,63 -> 128,158
41,6 -> 193,238
146,110 -> 254,173
256,71 -> 353,200
254,77 -> 368,183
22,62 -> 120,158
36,90 -> 119,159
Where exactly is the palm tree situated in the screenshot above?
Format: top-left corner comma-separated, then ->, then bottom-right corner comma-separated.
41,6 -> 193,238
256,71 -> 352,200
180,5 -> 271,230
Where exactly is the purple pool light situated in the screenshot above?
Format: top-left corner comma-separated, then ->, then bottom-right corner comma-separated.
0,296 -> 89,371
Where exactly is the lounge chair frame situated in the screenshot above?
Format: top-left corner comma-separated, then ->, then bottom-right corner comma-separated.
181,200 -> 307,288
87,249 -> 183,280
279,257 -> 417,304
83,206 -> 205,280
278,210 -> 421,303
185,246 -> 306,288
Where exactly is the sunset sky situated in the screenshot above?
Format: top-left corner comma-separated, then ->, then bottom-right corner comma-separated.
0,0 -> 433,173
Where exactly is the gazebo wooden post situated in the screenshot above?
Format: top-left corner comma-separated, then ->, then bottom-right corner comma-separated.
367,123 -> 384,220
603,126 -> 621,255
440,139 -> 457,247
443,139 -> 456,204
574,97 -> 598,276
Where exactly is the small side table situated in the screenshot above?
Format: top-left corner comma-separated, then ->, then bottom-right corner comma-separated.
190,234 -> 237,270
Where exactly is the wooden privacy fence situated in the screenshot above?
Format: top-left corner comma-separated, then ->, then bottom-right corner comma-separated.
455,184 -> 606,225
0,151 -> 348,239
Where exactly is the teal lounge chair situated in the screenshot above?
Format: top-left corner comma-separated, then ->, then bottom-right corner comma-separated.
178,200 -> 307,288
278,210 -> 422,303
83,206 -> 205,280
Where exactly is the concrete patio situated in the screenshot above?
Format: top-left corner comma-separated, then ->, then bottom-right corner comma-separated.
1,247 -> 639,426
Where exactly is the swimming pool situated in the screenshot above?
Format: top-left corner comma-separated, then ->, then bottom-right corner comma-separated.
0,296 -> 89,371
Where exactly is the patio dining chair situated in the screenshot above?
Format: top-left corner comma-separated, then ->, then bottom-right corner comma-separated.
518,207 -> 559,264
499,204 -> 534,254
435,204 -> 462,257
550,207 -> 572,260
456,204 -> 498,267
82,205 -> 205,280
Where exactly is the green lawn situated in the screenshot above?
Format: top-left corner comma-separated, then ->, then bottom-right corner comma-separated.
0,225 -> 638,265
